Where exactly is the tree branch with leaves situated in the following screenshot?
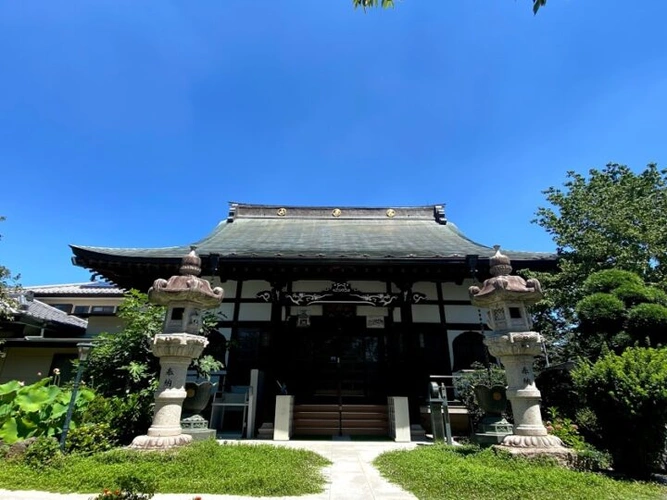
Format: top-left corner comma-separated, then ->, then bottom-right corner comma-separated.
352,0 -> 548,15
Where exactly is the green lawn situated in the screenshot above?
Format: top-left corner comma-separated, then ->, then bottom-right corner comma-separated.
373,444 -> 667,500
0,439 -> 330,497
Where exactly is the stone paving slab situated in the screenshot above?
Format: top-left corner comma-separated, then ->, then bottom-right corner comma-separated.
0,440 -> 422,500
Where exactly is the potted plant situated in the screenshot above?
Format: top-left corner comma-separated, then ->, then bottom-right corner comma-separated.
183,312 -> 226,419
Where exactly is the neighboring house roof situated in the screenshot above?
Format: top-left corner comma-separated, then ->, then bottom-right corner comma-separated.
24,282 -> 125,297
12,293 -> 88,330
70,203 -> 557,289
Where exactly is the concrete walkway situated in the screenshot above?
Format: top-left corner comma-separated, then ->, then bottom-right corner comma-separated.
0,439 -> 422,500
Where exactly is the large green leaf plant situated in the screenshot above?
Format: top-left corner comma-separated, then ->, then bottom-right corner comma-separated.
0,378 -> 94,444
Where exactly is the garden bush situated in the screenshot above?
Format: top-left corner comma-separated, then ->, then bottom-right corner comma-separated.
21,436 -> 62,469
534,363 -> 578,420
612,283 -> 655,306
582,269 -> 644,295
626,302 -> 667,344
83,394 -> 153,445
572,347 -> 667,478
65,423 -> 117,455
575,293 -> 625,334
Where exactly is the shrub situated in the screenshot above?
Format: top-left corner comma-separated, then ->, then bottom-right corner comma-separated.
572,347 -> 667,478
568,447 -> 612,472
21,436 -> 62,469
575,293 -> 625,334
535,363 -> 578,420
582,269 -> 644,295
545,407 -> 586,450
65,423 -> 117,455
626,303 -> 667,344
83,394 -> 153,445
646,287 -> 667,306
612,283 -> 655,307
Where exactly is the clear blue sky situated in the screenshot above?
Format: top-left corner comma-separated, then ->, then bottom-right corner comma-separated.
2,1 -> 666,286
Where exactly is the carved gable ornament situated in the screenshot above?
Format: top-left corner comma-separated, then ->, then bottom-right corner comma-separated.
257,281 -> 426,306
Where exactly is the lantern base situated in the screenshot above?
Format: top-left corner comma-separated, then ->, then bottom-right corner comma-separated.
128,432 -> 192,450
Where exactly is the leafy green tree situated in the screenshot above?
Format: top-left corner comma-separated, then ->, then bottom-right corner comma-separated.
83,290 -> 164,442
572,347 -> 667,478
572,269 -> 667,359
0,216 -> 20,321
353,0 -> 548,15
85,289 -> 164,399
84,290 -> 224,443
529,164 -> 667,361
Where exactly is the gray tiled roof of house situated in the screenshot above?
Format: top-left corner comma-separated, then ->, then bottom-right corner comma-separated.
71,203 -> 555,263
14,294 -> 88,329
24,282 -> 125,296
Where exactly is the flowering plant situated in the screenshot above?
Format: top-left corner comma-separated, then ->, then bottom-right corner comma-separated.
545,407 -> 585,450
90,475 -> 155,500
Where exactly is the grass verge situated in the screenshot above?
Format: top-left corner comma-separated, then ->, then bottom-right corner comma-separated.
373,444 -> 667,500
0,439 -> 331,497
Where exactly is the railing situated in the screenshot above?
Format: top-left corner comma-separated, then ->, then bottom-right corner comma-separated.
428,374 -> 465,445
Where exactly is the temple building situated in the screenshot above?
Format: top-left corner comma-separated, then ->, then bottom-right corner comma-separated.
70,203 -> 555,438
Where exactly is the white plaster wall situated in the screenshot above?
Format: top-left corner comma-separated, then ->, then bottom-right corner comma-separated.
412,282 -> 437,300
241,281 -> 272,299
290,305 -> 323,317
0,347 -> 75,384
213,302 -> 235,321
238,303 -> 272,321
38,297 -> 122,308
357,306 -> 388,317
441,280 -> 474,301
393,309 -> 402,323
348,281 -> 386,293
291,280 -> 332,292
444,305 -> 481,325
412,305 -> 441,323
219,280 -> 237,299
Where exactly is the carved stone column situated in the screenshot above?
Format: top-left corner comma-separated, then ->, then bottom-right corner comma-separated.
130,334 -> 207,449
469,248 -> 567,454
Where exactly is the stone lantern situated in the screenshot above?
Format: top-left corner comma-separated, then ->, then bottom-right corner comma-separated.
469,247 -> 567,454
130,247 -> 224,450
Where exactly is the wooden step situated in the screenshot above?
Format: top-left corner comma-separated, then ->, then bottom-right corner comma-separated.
292,404 -> 389,437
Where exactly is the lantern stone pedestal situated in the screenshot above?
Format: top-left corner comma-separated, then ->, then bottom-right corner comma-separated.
129,248 -> 224,450
469,248 -> 569,459
130,334 -> 207,450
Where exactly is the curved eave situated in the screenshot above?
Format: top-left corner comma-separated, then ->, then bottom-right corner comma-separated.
71,245 -> 557,291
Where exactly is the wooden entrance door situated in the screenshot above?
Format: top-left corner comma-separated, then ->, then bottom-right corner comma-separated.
289,318 -> 387,404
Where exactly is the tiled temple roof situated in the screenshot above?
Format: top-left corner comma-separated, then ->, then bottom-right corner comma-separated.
70,203 -> 556,289
72,203 -> 554,262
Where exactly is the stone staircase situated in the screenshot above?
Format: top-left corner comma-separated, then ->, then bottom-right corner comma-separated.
293,404 -> 389,437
